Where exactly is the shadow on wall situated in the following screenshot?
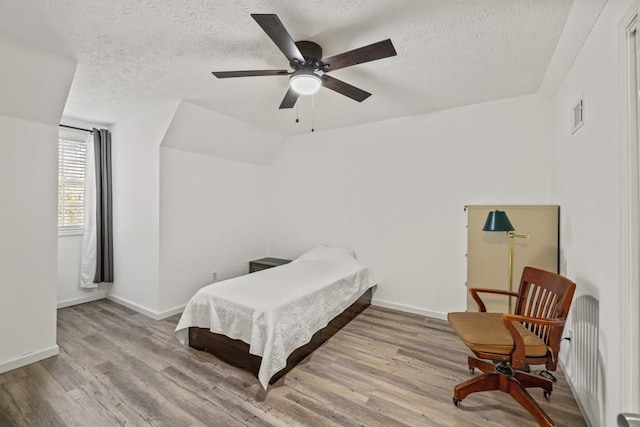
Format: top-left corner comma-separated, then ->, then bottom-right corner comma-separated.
563,294 -> 604,426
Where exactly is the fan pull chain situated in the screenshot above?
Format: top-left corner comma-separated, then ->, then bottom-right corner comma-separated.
311,95 -> 315,132
295,102 -> 299,123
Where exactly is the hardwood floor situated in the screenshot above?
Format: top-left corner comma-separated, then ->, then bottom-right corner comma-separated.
0,300 -> 586,426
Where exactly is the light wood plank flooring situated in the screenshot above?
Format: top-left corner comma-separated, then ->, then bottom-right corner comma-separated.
0,300 -> 585,426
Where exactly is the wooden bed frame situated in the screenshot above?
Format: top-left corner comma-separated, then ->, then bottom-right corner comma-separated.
188,287 -> 373,385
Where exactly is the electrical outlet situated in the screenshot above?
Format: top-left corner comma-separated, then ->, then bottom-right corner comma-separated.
563,328 -> 572,342
212,271 -> 217,282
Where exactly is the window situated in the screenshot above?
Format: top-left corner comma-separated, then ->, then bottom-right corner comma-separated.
58,137 -> 86,234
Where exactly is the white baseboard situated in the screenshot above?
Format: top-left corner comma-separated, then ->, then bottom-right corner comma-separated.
157,304 -> 186,319
57,290 -> 106,309
106,294 -> 185,320
371,298 -> 447,320
107,294 -> 442,323
106,294 -> 159,319
0,345 -> 59,375
558,361 -> 595,427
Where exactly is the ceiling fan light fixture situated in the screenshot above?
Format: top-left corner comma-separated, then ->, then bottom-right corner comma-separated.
290,73 -> 322,95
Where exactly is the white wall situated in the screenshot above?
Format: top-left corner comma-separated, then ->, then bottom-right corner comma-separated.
266,94 -> 553,317
550,0 -> 636,425
109,99 -> 282,318
0,116 -> 60,371
158,147 -> 268,313
109,101 -> 179,316
0,35 -> 76,373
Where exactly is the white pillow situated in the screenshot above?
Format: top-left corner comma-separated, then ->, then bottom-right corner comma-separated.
296,246 -> 357,264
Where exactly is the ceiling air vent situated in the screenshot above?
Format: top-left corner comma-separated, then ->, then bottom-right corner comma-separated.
571,97 -> 584,134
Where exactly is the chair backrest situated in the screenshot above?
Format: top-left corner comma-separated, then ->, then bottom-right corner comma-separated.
514,266 -> 576,369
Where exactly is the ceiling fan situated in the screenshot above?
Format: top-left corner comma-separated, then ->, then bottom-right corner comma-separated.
212,14 -> 397,109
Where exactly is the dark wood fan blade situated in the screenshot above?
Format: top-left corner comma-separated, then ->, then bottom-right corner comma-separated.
251,14 -> 305,63
320,75 -> 371,102
279,87 -> 299,109
321,39 -> 396,72
212,70 -> 289,78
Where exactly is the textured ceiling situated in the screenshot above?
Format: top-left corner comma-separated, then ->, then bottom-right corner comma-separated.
0,0 -> 578,135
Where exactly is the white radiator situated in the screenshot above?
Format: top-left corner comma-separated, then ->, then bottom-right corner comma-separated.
562,294 -> 602,426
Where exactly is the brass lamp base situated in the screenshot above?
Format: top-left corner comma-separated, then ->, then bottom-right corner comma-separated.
507,231 -> 530,313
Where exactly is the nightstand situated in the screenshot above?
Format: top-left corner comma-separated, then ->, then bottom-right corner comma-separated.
249,257 -> 292,273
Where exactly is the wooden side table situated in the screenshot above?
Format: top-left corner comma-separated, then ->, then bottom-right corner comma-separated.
249,257 -> 292,273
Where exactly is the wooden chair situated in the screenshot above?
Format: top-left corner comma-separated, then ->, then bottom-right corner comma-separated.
448,266 -> 576,427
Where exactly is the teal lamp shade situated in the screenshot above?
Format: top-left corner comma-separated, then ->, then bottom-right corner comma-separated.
483,210 -> 515,232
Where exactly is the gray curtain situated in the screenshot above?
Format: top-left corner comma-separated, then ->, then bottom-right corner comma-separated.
93,128 -> 113,283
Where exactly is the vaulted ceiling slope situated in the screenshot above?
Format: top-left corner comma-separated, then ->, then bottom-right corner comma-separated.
0,36 -> 76,125
161,100 -> 284,165
0,0 -> 605,136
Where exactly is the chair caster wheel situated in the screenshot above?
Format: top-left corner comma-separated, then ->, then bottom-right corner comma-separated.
453,398 -> 461,407
543,391 -> 551,400
469,368 -> 474,374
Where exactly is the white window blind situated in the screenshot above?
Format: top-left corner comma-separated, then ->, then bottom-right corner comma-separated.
58,138 -> 87,232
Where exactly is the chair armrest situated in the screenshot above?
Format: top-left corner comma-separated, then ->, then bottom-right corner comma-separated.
501,314 -> 566,369
468,287 -> 518,312
503,314 -> 565,327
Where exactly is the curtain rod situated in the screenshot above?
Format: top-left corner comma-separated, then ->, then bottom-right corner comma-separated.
59,124 -> 94,134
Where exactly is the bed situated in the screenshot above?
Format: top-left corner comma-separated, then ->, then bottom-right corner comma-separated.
175,246 -> 376,389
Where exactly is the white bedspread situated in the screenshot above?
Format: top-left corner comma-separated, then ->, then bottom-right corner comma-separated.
175,247 -> 376,389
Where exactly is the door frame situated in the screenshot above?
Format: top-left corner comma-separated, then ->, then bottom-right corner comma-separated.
618,1 -> 640,413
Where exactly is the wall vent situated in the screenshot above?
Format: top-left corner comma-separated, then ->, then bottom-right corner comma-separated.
571,97 -> 584,134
